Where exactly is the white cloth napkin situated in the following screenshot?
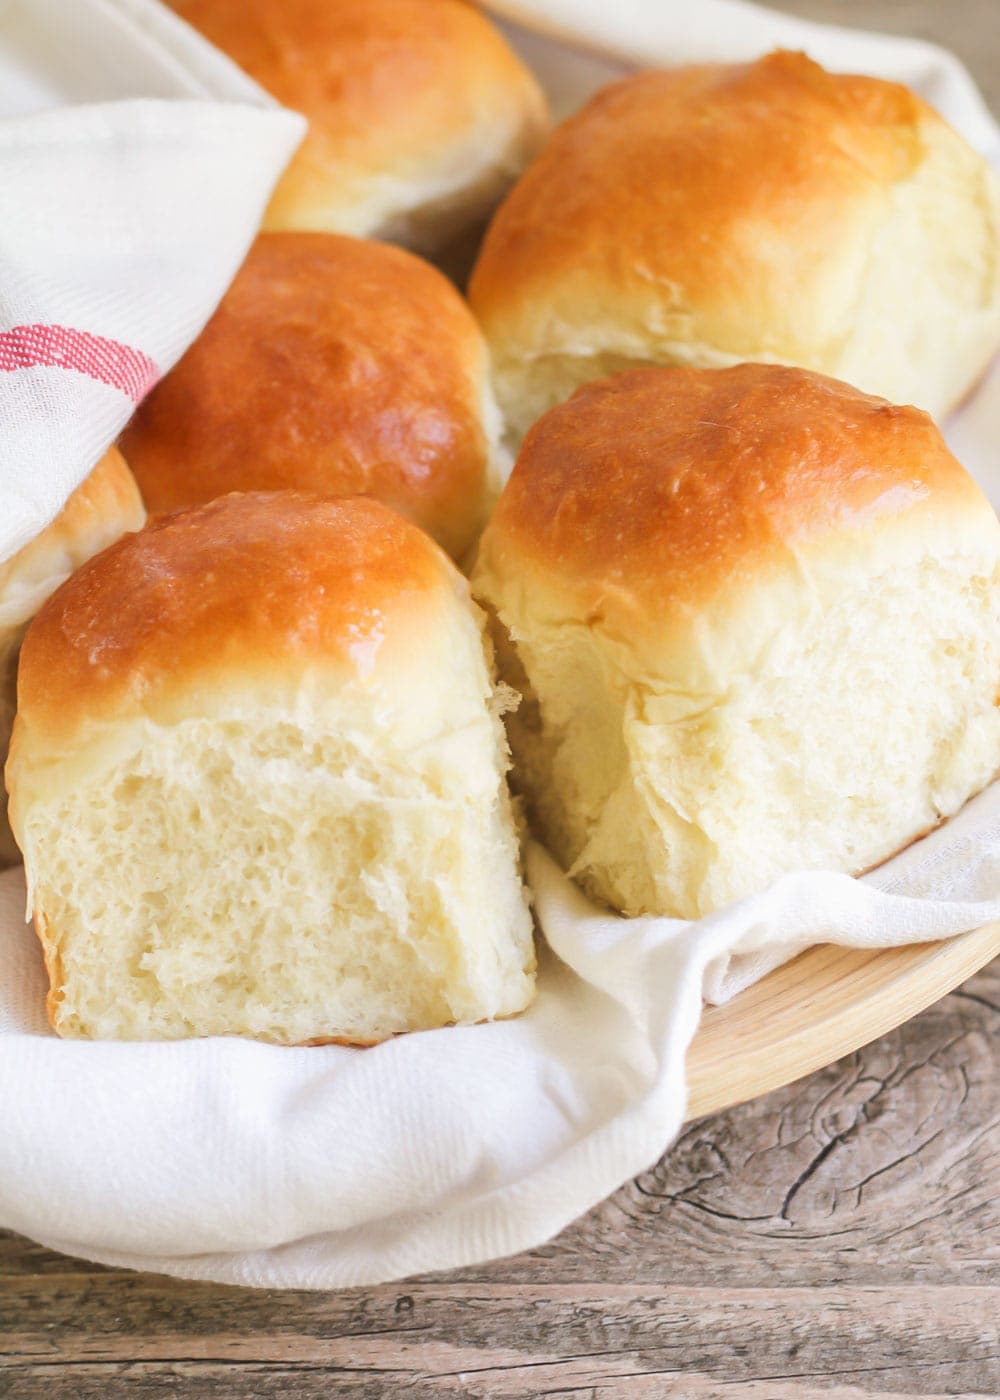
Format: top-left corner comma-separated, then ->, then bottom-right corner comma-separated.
0,0 -> 998,1289
0,0 -> 304,563
2,799 -> 998,1288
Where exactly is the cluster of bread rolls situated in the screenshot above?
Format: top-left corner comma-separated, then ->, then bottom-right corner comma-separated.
4,10 -> 999,1044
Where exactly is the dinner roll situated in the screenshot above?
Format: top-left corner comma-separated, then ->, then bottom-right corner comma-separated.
470,51 -> 1000,441
122,233 -> 502,561
472,364 -> 1000,919
166,0 -> 549,262
8,493 -> 534,1042
0,448 -> 144,866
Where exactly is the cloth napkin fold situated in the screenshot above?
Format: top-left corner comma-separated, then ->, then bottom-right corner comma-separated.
0,0 -> 998,1290
0,0 -> 304,564
485,0 -> 1000,159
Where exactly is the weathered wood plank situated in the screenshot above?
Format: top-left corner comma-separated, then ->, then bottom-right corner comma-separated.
1,1286 -> 998,1393
0,1381 -> 994,1400
0,1368 -> 996,1400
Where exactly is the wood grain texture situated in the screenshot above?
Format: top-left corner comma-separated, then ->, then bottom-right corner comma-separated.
2,3 -> 999,1396
688,922 -> 1000,1118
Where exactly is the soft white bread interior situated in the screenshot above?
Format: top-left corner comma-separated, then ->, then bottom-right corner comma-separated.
469,51 -> 1000,442
0,447 -> 145,866
472,364 -> 1000,919
7,492 -> 535,1042
165,0 -> 550,265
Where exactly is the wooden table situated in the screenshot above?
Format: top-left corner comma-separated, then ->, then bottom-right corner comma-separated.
2,3 -> 999,1394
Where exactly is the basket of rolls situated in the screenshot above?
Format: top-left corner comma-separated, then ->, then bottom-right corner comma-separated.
0,0 -> 998,1289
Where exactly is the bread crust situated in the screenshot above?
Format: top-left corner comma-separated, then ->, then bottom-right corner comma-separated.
8,492 -> 456,758
469,51 -> 1000,426
167,0 -> 549,246
123,233 -> 495,559
472,362 -> 1000,920
471,53 -> 921,346
0,447 -> 144,621
0,447 -> 145,863
475,364 -> 995,656
11,490 -> 535,1043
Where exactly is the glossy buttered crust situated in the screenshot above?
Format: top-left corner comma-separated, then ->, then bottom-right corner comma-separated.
469,51 -> 1000,423
166,0 -> 549,244
10,493 -> 457,754
474,364 -> 999,669
122,233 -> 495,560
471,53 -> 919,337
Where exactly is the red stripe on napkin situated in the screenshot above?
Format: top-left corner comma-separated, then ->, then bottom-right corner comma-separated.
0,324 -> 158,402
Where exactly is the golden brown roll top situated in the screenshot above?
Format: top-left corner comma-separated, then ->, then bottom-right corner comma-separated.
0,447 -> 145,864
475,364 -> 997,687
122,233 -> 501,561
167,0 -> 550,260
11,493 -> 463,761
469,51 -> 1000,438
